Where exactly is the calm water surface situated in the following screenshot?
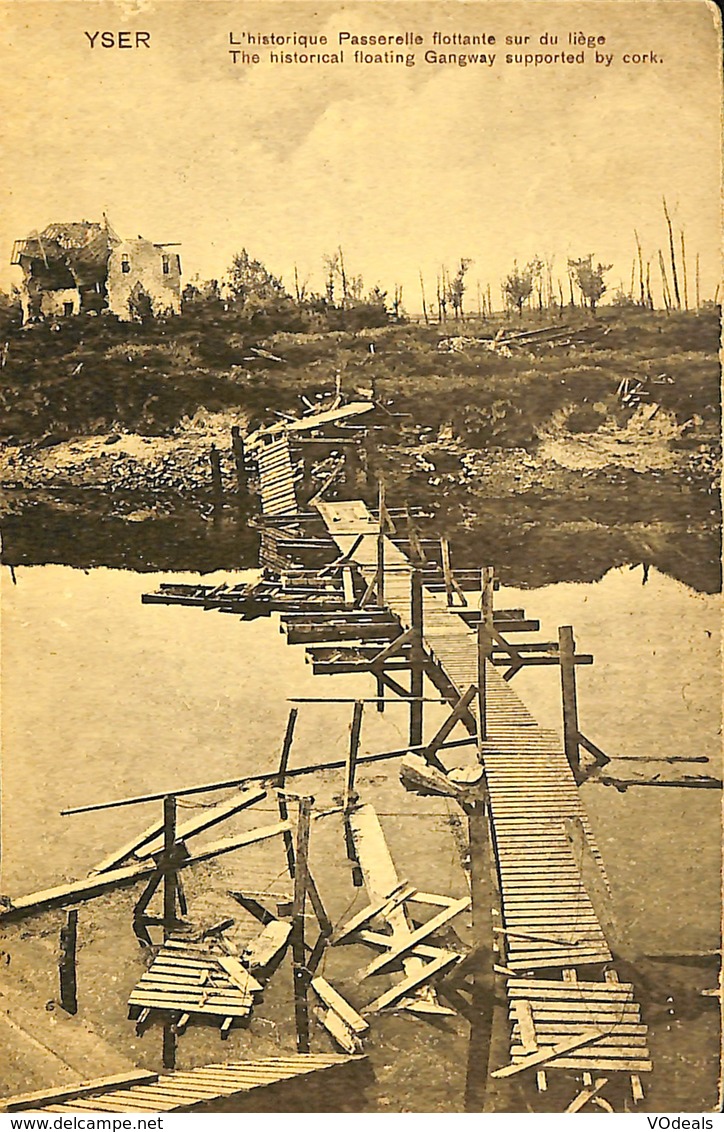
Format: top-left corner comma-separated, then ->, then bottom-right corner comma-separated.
1,563 -> 720,1111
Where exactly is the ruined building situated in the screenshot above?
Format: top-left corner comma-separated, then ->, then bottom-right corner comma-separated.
11,220 -> 182,323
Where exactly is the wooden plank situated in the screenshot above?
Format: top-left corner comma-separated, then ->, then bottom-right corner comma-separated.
183,820 -> 291,865
90,817 -> 166,874
566,1077 -> 610,1111
137,787 -> 267,858
364,950 -> 460,1013
315,1007 -> 363,1054
511,1037 -> 649,1053
354,928 -> 454,962
331,881 -> 413,944
535,1057 -> 652,1073
507,1003 -> 641,1018
492,1028 -> 604,1077
311,976 -> 369,1034
244,920 -> 292,971
512,1023 -> 648,1038
217,956 -> 264,995
508,978 -> 635,993
514,999 -> 538,1054
3,1073 -> 160,1112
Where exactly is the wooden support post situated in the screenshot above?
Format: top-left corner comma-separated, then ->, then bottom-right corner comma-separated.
477,624 -> 489,748
558,626 -> 581,777
409,569 -> 424,749
209,444 -> 223,512
58,909 -> 78,1015
276,708 -> 298,879
375,672 -> 385,714
481,566 -> 495,627
230,426 -> 247,496
162,1023 -> 176,1071
477,567 -> 495,746
162,795 -> 177,942
344,701 -> 363,811
441,538 -> 454,606
376,481 -> 385,607
292,797 -> 312,1053
464,799 -> 495,1112
422,684 -> 477,772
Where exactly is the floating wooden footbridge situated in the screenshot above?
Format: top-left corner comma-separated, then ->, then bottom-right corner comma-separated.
5,390 -> 719,1114
140,393 -> 659,1109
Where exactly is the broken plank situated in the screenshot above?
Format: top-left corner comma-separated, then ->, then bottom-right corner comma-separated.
311,977 -> 369,1034
315,1007 -> 363,1055
514,999 -> 538,1054
355,928 -> 456,962
90,818 -> 166,874
566,1077 -> 610,1111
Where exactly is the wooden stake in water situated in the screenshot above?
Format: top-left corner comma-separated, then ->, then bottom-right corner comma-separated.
291,798 -> 312,1052
558,626 -> 581,777
162,795 -> 177,941
409,570 -> 424,748
59,909 -> 78,1015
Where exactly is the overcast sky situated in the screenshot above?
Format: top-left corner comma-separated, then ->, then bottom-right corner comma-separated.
1,0 -> 720,308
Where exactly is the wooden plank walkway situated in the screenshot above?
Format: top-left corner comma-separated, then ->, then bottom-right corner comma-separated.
315,500 -> 651,1079
256,435 -> 297,516
2,1056 -> 362,1113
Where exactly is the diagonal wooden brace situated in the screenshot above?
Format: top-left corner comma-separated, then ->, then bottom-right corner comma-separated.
422,684 -> 478,770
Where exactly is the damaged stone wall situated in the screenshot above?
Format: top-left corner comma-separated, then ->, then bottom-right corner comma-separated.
39,288 -> 81,319
107,238 -> 182,321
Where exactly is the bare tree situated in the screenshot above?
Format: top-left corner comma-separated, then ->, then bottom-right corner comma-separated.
680,229 -> 689,310
419,271 -> 429,324
437,272 -> 447,322
634,230 -> 645,306
662,197 -> 681,309
323,251 -> 339,304
658,249 -> 672,314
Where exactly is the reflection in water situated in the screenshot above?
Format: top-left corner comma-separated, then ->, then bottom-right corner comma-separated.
1,495 -> 721,593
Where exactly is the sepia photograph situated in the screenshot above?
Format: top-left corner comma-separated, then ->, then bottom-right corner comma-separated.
0,0 -> 721,1116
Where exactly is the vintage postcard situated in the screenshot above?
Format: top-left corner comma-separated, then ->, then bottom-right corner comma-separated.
0,0 -> 721,1116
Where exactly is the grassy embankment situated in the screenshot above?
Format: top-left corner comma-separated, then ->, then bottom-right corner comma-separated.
0,303 -> 720,587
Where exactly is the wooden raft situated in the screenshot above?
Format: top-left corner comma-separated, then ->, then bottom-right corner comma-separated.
506,978 -> 652,1074
128,939 -> 262,1033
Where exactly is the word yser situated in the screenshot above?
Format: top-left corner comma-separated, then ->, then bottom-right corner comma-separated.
84,31 -> 151,47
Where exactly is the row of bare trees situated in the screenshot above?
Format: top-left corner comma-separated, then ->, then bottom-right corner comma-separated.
417,254 -> 612,322
627,198 -> 708,314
